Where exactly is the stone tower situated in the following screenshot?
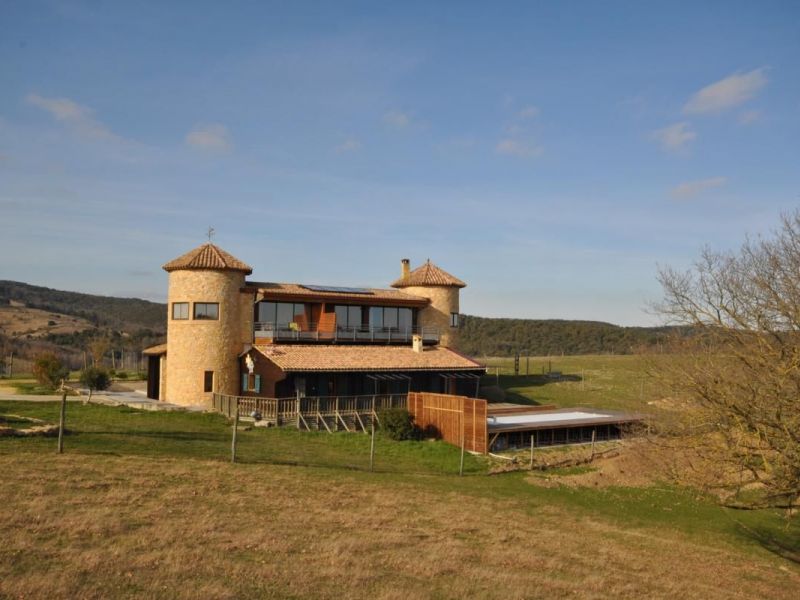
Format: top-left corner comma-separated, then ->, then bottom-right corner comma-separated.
391,259 -> 466,349
162,243 -> 253,406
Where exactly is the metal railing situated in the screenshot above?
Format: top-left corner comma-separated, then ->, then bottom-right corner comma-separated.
253,322 -> 439,343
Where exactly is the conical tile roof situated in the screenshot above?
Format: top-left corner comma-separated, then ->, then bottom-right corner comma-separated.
162,243 -> 253,274
390,259 -> 466,288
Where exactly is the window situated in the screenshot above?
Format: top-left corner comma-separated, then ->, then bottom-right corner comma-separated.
450,312 -> 459,328
203,371 -> 214,393
194,303 -> 219,320
257,302 -> 305,326
369,306 -> 383,328
241,374 -> 261,394
368,306 -> 413,331
335,305 -> 362,329
172,302 -> 189,320
383,307 -> 398,329
398,307 -> 412,331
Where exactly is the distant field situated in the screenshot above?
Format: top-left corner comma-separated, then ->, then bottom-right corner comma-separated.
0,304 -> 94,338
1,400 -> 798,599
481,354 -> 662,412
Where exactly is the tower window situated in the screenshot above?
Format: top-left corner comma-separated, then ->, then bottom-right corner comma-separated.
194,303 -> 219,320
450,312 -> 459,328
203,371 -> 214,393
172,302 -> 189,320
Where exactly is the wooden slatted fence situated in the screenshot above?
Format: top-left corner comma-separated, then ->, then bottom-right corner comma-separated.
407,392 -> 488,453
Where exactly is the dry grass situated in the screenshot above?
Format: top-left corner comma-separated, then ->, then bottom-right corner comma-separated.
0,305 -> 94,338
2,452 -> 798,599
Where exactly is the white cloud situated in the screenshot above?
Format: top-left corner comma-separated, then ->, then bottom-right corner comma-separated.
738,109 -> 761,125
517,105 -> 540,119
683,68 -> 768,114
652,121 -> 696,151
671,176 -> 727,198
383,110 -> 411,128
335,137 -> 361,153
26,93 -> 117,140
495,138 -> 543,158
185,124 -> 232,152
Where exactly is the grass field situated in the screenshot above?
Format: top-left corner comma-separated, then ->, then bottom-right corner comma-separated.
0,374 -> 147,395
1,397 -> 799,599
481,354 -> 663,412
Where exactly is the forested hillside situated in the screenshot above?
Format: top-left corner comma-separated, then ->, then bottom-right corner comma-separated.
0,281 -> 166,332
459,315 -> 676,356
0,281 -> 166,369
0,280 -> 678,365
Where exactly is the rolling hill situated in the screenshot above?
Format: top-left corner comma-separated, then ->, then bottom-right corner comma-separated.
0,281 -> 166,370
459,315 -> 676,356
0,280 -> 675,367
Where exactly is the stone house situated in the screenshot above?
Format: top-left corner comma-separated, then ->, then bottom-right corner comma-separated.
144,243 -> 484,407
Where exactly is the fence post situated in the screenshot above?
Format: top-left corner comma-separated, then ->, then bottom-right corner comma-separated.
459,410 -> 465,476
369,418 -> 376,472
530,435 -> 534,470
231,398 -> 240,464
590,428 -> 596,460
57,381 -> 67,454
296,390 -> 301,430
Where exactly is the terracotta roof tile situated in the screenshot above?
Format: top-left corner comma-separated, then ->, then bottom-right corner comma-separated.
254,344 -> 484,372
391,260 -> 466,288
142,343 -> 167,355
246,282 -> 429,305
163,243 -> 253,274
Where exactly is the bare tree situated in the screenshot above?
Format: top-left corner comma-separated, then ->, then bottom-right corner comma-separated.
88,337 -> 110,367
655,212 -> 800,513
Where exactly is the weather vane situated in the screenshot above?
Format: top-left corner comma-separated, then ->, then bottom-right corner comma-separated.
207,227 -> 215,242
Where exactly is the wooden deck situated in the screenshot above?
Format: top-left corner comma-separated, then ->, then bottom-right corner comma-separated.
211,393 -> 407,432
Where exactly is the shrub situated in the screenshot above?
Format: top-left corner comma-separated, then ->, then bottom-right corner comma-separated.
79,366 -> 111,402
116,371 -> 128,380
32,353 -> 69,389
378,408 -> 419,441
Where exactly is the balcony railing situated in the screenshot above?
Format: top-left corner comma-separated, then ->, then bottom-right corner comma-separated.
254,322 -> 439,344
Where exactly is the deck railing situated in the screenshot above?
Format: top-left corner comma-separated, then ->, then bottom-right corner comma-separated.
211,392 -> 408,429
253,322 -> 439,344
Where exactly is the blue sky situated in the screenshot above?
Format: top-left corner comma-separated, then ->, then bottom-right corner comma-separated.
1,1 -> 798,325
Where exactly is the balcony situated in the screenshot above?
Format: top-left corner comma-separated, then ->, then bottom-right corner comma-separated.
254,322 -> 440,344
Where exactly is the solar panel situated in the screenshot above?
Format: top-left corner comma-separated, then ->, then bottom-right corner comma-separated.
301,284 -> 373,294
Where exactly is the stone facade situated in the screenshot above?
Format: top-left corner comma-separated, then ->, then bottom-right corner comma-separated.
165,269 -> 248,407
402,285 -> 460,349
151,245 -> 471,406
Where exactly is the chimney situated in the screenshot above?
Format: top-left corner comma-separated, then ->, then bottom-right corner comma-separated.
401,258 -> 410,279
412,334 -> 423,353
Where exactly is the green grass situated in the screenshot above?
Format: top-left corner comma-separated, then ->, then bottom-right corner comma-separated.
1,399 -> 797,564
0,401 -> 483,475
0,414 -> 46,430
7,381 -> 61,395
482,354 -> 663,412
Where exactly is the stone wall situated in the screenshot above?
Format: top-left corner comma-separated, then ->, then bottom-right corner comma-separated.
402,285 -> 460,349
158,354 -> 167,401
165,269 -> 246,407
